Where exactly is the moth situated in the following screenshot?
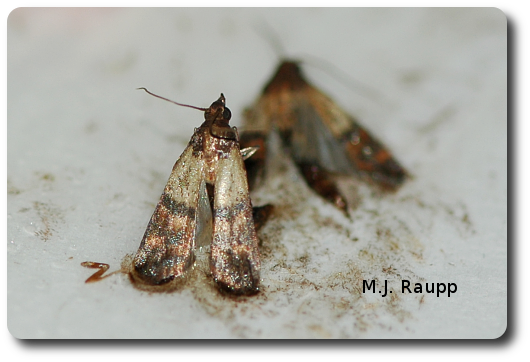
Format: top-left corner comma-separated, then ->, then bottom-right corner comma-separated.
131,90 -> 261,295
241,61 -> 408,214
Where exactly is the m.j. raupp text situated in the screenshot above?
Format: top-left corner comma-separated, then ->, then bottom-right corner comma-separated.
363,280 -> 457,297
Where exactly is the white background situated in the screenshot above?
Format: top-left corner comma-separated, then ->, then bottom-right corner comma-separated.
3,1 -> 520,360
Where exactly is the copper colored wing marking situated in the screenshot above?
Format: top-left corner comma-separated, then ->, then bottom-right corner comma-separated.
132,144 -> 204,285
211,145 -> 261,295
342,120 -> 407,191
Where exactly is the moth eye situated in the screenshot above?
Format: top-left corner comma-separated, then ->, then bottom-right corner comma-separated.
223,108 -> 232,120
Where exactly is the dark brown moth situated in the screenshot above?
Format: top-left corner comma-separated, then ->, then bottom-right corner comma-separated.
130,90 -> 261,295
241,61 -> 408,213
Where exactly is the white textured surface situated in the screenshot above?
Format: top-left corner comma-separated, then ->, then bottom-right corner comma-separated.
7,8 -> 506,339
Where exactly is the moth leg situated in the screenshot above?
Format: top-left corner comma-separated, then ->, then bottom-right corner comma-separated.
297,162 -> 349,216
239,131 -> 268,190
252,204 -> 274,232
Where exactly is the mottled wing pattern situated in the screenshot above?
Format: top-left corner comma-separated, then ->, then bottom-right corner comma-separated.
291,86 -> 407,191
243,61 -> 408,197
341,118 -> 408,191
211,144 -> 261,295
132,144 -> 204,285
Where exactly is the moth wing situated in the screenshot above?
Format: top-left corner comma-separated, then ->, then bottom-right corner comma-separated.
292,88 -> 407,190
132,144 -> 204,285
245,85 -> 355,175
194,178 -> 213,248
289,94 -> 354,174
211,143 -> 260,295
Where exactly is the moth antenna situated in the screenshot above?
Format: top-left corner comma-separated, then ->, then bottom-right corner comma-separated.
137,88 -> 208,111
252,20 -> 286,60
295,54 -> 387,103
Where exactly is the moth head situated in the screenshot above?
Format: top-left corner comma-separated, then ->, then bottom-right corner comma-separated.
264,60 -> 307,93
205,93 -> 231,123
207,93 -> 237,140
